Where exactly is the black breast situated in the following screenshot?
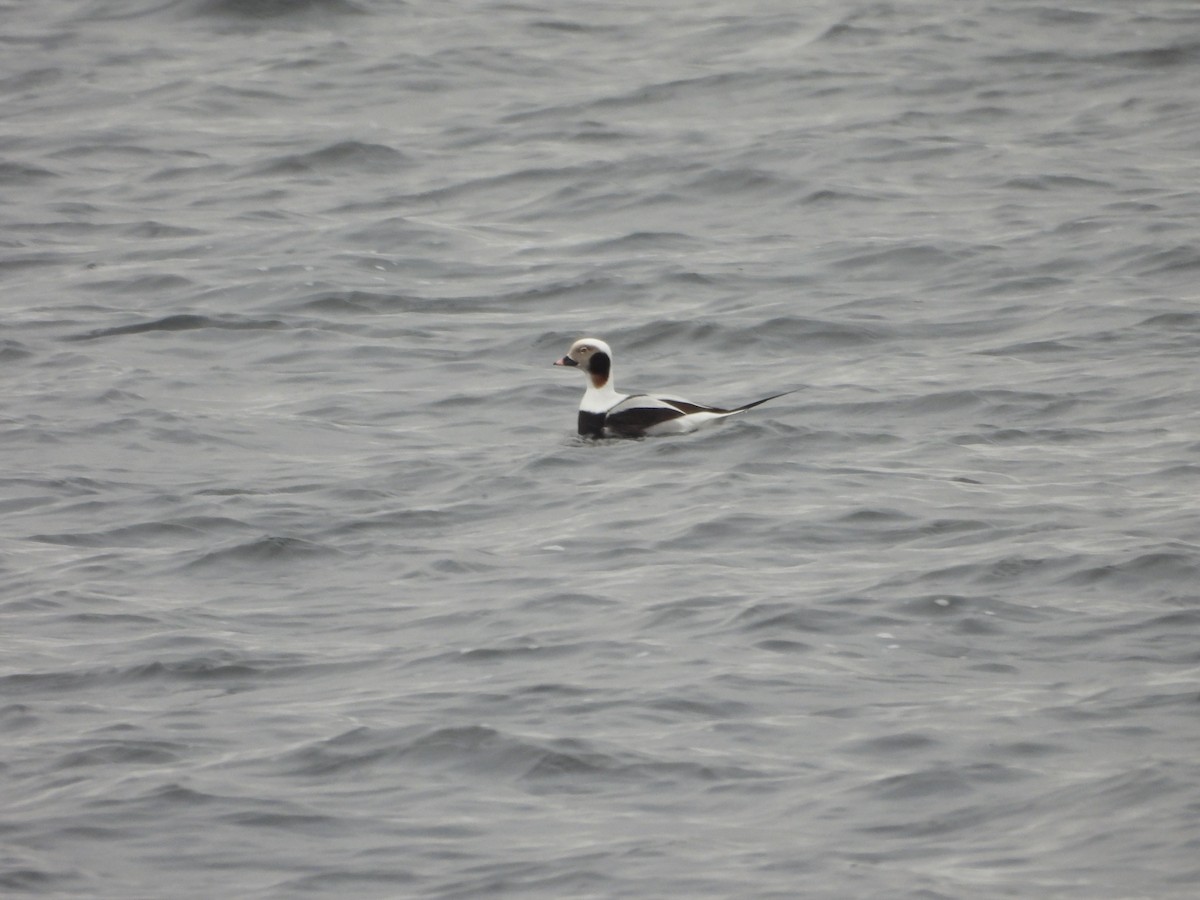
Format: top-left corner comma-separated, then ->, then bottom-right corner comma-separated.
577,410 -> 607,438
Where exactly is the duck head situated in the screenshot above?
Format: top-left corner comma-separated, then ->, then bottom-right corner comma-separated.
554,337 -> 613,390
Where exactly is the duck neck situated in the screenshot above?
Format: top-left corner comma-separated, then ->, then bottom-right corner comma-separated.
581,372 -> 622,413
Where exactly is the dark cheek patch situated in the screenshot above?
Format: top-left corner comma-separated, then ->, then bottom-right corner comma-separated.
588,350 -> 611,388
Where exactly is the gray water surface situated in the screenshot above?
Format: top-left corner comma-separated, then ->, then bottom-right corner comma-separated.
4,1 -> 1200,897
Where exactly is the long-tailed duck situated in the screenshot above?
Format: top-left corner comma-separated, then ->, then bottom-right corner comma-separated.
554,337 -> 793,438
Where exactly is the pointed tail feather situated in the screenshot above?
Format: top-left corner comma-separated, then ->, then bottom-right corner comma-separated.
730,389 -> 797,414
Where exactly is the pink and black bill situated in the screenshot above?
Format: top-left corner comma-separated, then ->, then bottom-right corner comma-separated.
554,348 -> 611,383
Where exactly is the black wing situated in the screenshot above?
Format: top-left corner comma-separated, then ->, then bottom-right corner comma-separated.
603,395 -> 691,436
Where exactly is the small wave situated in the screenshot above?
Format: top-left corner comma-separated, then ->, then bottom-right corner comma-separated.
657,513 -> 778,550
829,242 -> 974,272
78,273 -> 196,295
1033,764 -> 1187,821
800,187 -> 889,206
0,339 -> 34,362
0,652 -> 278,694
989,740 -> 1064,758
279,870 -> 424,893
118,220 -> 208,239
67,314 -> 287,341
753,314 -> 887,348
185,535 -> 339,569
0,671 -> 91,696
568,231 -> 702,254
47,141 -> 161,161
836,507 -> 919,526
56,740 -> 184,769
1029,8 -> 1102,25
680,166 -> 800,198
449,641 -> 581,664
0,160 -> 57,183
732,602 -> 869,635
0,67 -> 63,95
280,723 -> 764,788
1089,42 -> 1200,69
892,594 -> 1035,622
977,338 -> 1076,357
954,426 -> 1102,446
123,659 -> 262,682
245,140 -> 409,177
63,612 -> 160,626
0,869 -> 63,893
220,810 -> 343,837
1137,311 -> 1200,330
30,516 -> 252,549
177,0 -> 369,20
452,275 -> 621,311
325,507 -> 462,538
400,161 -> 611,206
136,783 -> 223,806
30,522 -> 202,549
1123,244 -> 1200,276
1064,550 -> 1200,592
0,703 -> 39,733
618,319 -> 749,350
294,289 -> 428,314
529,19 -> 621,36
1001,174 -> 1113,191
645,695 -> 755,719
979,275 -> 1071,296
588,70 -> 764,111
841,731 -> 942,755
816,20 -> 887,44
858,762 -> 1030,804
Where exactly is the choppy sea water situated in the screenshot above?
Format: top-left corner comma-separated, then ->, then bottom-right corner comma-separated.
4,1 -> 1200,897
